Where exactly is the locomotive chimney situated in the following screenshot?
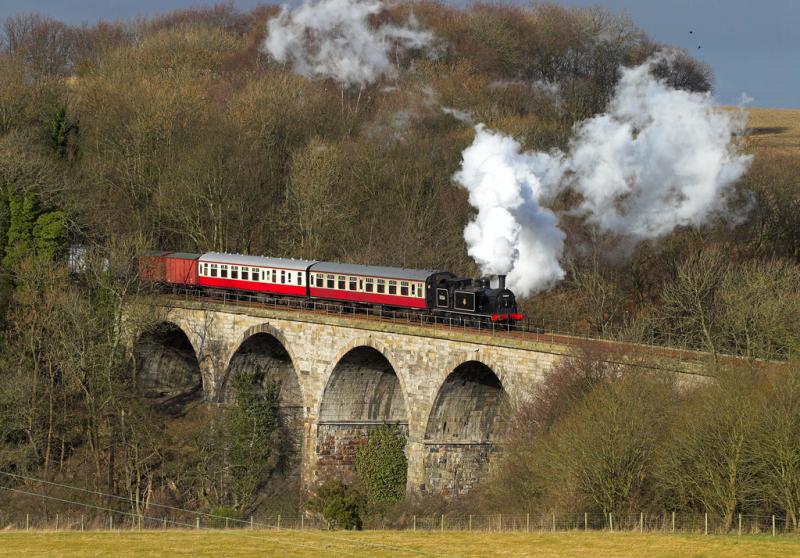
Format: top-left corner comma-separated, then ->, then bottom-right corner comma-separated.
498,275 -> 506,290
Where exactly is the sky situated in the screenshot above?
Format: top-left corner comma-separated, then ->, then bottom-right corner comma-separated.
0,0 -> 797,108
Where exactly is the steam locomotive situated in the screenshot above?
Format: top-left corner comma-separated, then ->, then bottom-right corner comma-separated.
138,251 -> 523,323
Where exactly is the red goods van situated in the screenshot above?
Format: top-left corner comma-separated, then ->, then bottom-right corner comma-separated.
138,251 -> 200,285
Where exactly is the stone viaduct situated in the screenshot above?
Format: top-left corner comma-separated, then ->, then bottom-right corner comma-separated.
129,297 -> 706,497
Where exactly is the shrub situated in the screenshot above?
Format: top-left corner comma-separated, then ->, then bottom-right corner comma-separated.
307,480 -> 364,530
354,425 -> 408,514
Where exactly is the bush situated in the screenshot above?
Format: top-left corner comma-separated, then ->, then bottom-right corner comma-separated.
207,506 -> 241,528
354,425 -> 407,514
307,480 -> 364,530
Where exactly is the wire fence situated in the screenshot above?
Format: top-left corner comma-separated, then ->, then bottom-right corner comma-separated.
1,472 -> 796,537
160,286 -> 710,370
2,507 -> 797,537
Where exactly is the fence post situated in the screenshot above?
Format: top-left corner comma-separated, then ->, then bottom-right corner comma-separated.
196,517 -> 199,529
672,511 -> 675,533
584,512 -> 587,531
468,515 -> 472,532
250,516 -> 254,530
552,512 -> 555,532
772,514 -> 776,537
640,512 -> 643,533
26,513 -> 29,531
163,517 -> 167,530
704,512 -> 708,535
110,515 -> 113,531
277,514 -> 281,530
81,514 -> 84,532
499,513 -> 502,532
301,515 -> 304,530
738,513 -> 742,536
412,515 -> 416,532
441,514 -> 444,532
526,513 -> 530,533
609,513 -> 613,532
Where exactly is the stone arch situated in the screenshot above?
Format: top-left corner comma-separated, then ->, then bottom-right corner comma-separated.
425,360 -> 509,443
315,338 -> 409,483
315,337 -> 408,420
222,323 -> 305,487
422,358 -> 510,496
132,321 -> 203,414
221,322 -> 303,407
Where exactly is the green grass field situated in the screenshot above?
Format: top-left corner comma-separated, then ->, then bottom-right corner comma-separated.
0,530 -> 798,557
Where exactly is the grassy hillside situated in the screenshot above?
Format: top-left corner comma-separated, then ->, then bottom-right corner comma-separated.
745,107 -> 800,152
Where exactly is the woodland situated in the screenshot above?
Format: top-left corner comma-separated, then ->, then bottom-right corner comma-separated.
0,2 -> 798,527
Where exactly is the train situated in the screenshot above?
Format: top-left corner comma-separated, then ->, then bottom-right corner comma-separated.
138,250 -> 523,323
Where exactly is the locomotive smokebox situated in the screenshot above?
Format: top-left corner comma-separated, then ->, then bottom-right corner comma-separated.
498,275 -> 506,290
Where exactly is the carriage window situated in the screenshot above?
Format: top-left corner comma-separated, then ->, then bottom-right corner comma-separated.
326,274 -> 334,288
231,266 -> 238,280
388,280 -> 397,295
365,278 -> 374,292
241,267 -> 249,281
349,276 -> 357,291
377,279 -> 385,294
210,264 -> 218,278
298,273 -> 303,285
410,283 -> 415,296
418,283 -> 424,297
400,281 -> 409,296
220,265 -> 228,279
280,270 -> 286,284
317,274 -> 324,288
338,275 -> 346,290
272,270 -> 277,283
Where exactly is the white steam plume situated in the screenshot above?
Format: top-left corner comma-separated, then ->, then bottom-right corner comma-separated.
563,57 -> 752,239
454,54 -> 751,298
454,125 -> 566,296
263,0 -> 433,87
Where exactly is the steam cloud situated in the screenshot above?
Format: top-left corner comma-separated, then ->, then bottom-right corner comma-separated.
263,0 -> 433,87
455,55 -> 752,297
454,126 -> 566,295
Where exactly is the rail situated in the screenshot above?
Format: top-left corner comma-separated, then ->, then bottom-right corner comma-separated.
158,286 -> 708,367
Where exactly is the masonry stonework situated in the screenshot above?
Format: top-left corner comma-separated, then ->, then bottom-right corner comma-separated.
131,298 -> 634,495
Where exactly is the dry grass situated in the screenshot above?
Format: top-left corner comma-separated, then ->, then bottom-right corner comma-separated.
741,107 -> 800,154
1,530 -> 799,557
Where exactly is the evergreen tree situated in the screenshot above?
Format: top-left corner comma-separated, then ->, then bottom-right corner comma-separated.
4,190 -> 39,268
